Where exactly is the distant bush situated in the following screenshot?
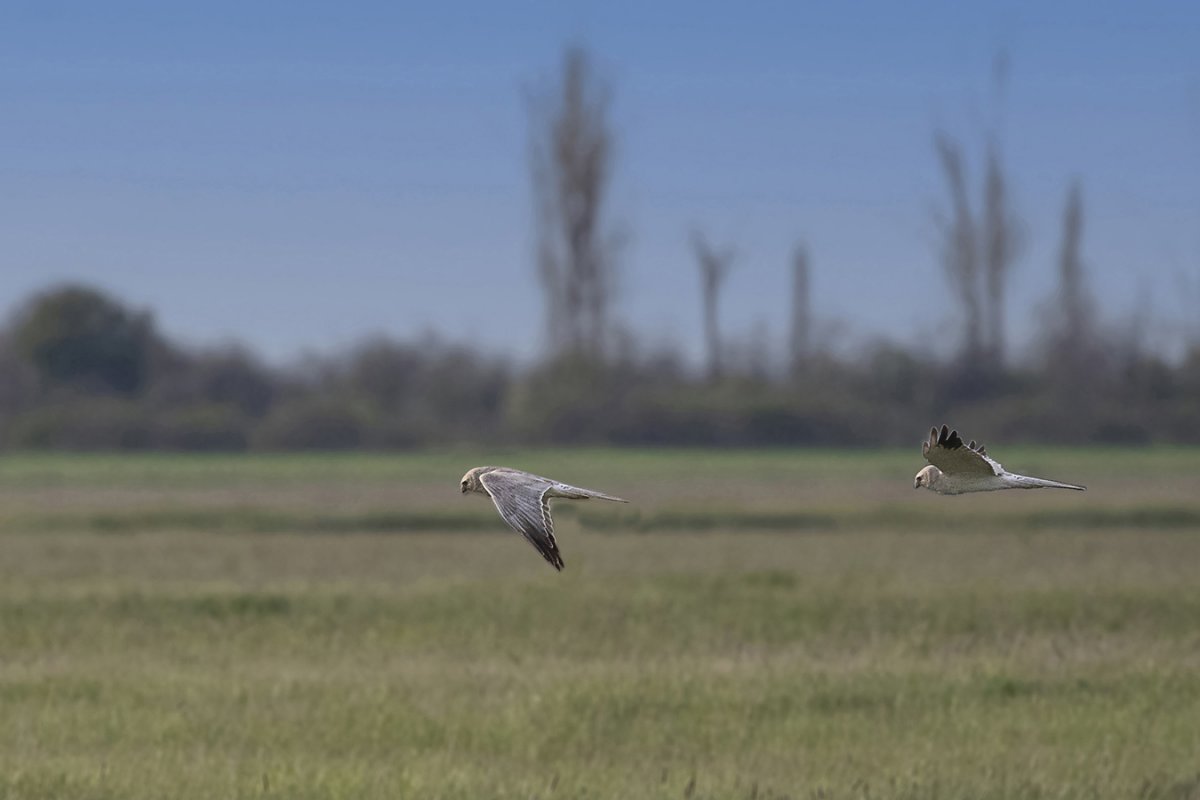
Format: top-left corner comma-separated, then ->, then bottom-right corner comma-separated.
506,357 -> 626,443
7,398 -> 154,450
252,398 -> 372,450
0,282 -> 1195,451
151,405 -> 251,451
149,347 -> 277,418
10,284 -> 166,395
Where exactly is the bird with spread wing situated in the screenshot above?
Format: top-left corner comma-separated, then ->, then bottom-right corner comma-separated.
460,466 -> 628,570
914,424 -> 1086,495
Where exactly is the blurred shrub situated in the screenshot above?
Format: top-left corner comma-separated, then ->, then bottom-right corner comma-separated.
152,405 -> 251,451
149,347 -> 276,418
7,398 -> 154,450
251,397 -> 371,450
1088,418 -> 1152,445
0,339 -> 38,416
10,284 -> 165,395
0,282 -> 1196,451
506,355 -> 624,443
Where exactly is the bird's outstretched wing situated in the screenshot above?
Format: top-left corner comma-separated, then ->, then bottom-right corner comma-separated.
478,470 -> 564,570
922,424 -> 1003,477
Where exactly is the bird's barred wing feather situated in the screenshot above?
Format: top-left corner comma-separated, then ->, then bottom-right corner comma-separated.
922,424 -> 1003,476
479,470 -> 564,570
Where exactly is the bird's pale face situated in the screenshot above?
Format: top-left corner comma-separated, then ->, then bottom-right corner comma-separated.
460,468 -> 485,495
914,465 -> 940,490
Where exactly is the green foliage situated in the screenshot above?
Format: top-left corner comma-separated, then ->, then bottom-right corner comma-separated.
10,284 -> 162,395
151,404 -> 251,451
506,355 -> 628,442
1,282 -> 1199,450
253,397 -> 372,450
6,398 -> 154,449
150,347 -> 277,417
340,337 -> 510,444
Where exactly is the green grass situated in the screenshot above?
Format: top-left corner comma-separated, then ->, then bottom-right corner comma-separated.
0,449 -> 1199,798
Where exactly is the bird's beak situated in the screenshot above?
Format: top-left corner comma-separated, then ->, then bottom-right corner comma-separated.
461,485 -> 468,494
913,480 -> 920,490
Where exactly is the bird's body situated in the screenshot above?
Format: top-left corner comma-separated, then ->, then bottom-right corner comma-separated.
915,425 -> 1085,495
460,466 -> 628,570
915,466 -> 1084,495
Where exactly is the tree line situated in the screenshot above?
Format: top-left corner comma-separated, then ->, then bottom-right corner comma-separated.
0,275 -> 1195,452
0,48 -> 1194,451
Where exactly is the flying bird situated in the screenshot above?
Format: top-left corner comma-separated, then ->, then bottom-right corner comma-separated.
914,424 -> 1086,495
460,466 -> 628,570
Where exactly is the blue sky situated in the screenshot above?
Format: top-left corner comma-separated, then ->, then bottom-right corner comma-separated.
1,1 -> 1197,364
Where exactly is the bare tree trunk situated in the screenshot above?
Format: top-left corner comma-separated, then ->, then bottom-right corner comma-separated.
1180,271 -> 1200,352
982,143 -> 1021,367
691,232 -> 734,382
789,243 -> 811,374
1058,180 -> 1093,359
933,134 -> 983,363
527,47 -> 619,358
981,51 -> 1018,366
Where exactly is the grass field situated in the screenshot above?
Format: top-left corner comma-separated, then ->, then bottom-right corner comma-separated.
1,448 -> 1198,799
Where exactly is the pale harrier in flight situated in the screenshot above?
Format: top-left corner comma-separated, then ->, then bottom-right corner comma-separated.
914,424 -> 1086,495
461,466 -> 628,570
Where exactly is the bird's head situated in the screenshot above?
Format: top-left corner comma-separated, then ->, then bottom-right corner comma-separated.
460,467 -> 486,495
914,465 -> 940,491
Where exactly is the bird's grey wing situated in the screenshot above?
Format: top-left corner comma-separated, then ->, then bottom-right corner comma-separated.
492,467 -> 628,503
922,424 -> 1003,476
479,470 -> 564,571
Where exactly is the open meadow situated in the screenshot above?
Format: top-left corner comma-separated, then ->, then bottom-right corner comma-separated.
1,447 -> 1198,799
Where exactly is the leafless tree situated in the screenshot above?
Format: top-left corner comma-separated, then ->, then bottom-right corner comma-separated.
691,232 -> 735,381
1178,270 -> 1200,353
1055,180 -> 1094,361
933,133 -> 983,363
932,52 -> 1022,369
789,242 -> 811,374
981,141 -> 1022,366
527,46 -> 620,357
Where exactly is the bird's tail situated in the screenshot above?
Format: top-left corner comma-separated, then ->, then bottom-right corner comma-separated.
552,485 -> 629,503
1015,475 -> 1086,491
582,489 -> 629,503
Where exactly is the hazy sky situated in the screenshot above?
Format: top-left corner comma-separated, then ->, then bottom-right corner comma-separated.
2,1 -> 1198,364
